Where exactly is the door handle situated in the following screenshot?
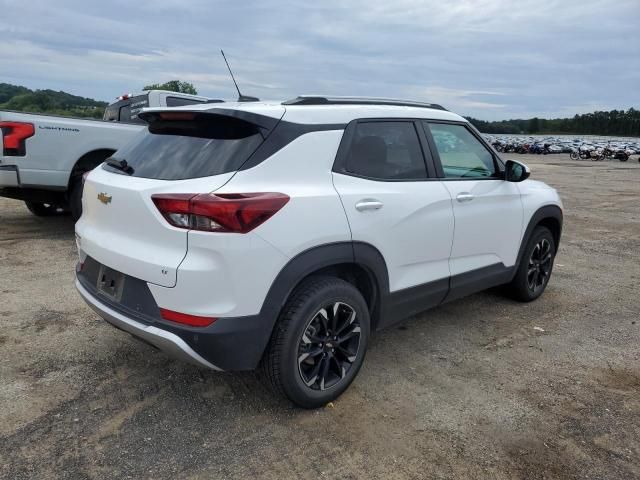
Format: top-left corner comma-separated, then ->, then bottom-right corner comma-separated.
355,199 -> 383,211
456,193 -> 474,203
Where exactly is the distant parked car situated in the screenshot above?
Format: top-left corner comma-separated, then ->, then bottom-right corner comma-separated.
548,144 -> 563,153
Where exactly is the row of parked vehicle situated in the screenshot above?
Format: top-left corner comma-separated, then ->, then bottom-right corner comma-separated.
484,135 -> 640,162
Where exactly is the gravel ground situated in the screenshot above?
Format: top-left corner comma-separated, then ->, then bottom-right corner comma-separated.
0,154 -> 639,480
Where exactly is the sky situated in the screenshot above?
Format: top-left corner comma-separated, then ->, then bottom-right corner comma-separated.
0,0 -> 638,120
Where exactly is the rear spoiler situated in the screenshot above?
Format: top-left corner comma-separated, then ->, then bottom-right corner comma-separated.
138,108 -> 283,134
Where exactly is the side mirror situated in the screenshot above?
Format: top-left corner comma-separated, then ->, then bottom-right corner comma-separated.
505,160 -> 530,182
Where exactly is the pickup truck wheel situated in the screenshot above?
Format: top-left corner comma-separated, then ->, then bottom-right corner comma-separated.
262,276 -> 370,408
24,201 -> 62,217
69,177 -> 83,222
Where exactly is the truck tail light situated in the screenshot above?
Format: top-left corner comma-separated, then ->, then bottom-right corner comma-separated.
0,121 -> 35,156
151,192 -> 289,233
159,308 -> 216,327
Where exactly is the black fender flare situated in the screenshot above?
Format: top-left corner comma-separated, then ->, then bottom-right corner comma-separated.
233,242 -> 389,364
514,205 -> 563,275
259,241 -> 390,327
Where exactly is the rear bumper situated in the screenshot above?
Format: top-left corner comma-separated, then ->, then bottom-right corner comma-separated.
75,258 -> 275,371
76,278 -> 222,370
0,165 -> 19,187
0,165 -> 68,203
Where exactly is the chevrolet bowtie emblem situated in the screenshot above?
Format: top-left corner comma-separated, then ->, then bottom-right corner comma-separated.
97,192 -> 112,205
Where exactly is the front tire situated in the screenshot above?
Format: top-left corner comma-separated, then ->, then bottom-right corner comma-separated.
508,226 -> 556,302
262,276 -> 370,408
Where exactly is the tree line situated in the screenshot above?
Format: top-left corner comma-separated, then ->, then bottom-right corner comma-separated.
0,83 -> 107,118
1,81 -> 638,136
466,109 -> 640,137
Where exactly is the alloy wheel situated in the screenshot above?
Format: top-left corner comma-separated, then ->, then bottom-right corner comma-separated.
527,238 -> 553,293
297,302 -> 362,391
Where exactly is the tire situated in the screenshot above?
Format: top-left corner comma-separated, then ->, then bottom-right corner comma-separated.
569,151 -> 579,160
619,154 -> 629,162
66,151 -> 114,221
262,276 -> 370,408
69,177 -> 84,222
24,201 -> 61,217
508,226 -> 556,302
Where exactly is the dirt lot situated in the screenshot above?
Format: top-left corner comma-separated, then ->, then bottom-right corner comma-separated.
0,154 -> 639,480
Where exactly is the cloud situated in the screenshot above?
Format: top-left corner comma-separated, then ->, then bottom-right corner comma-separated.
410,87 -> 508,111
0,0 -> 638,119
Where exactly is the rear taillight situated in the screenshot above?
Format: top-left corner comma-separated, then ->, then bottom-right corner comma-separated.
0,121 -> 35,156
160,308 -> 216,327
151,192 -> 289,233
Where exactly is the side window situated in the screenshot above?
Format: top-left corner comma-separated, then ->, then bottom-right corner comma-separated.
426,122 -> 498,179
103,106 -> 118,122
344,121 -> 427,180
166,96 -> 205,107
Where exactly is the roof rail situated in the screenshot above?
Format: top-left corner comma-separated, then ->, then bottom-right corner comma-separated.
282,95 -> 447,111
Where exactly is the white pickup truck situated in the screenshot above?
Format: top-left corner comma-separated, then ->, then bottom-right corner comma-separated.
0,90 -> 219,220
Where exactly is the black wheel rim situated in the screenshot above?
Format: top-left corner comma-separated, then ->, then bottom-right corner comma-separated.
297,302 -> 361,391
527,238 -> 553,293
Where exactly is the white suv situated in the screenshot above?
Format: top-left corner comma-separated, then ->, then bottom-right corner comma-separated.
75,96 -> 563,408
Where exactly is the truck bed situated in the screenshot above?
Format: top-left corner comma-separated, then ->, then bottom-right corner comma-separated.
0,110 -> 143,190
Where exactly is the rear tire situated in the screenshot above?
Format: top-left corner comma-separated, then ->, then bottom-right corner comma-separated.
508,226 -> 556,302
66,151 -> 114,222
24,201 -> 61,217
569,151 -> 579,160
262,276 -> 370,408
69,177 -> 84,222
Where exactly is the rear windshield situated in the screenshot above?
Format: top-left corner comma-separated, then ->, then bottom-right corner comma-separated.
104,114 -> 265,180
103,94 -> 149,124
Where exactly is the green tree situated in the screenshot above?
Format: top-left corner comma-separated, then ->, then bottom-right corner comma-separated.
528,117 -> 540,133
0,83 -> 31,103
142,80 -> 198,95
0,84 -> 107,118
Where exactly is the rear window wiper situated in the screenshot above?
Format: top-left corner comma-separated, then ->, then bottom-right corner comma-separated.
105,158 -> 134,175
